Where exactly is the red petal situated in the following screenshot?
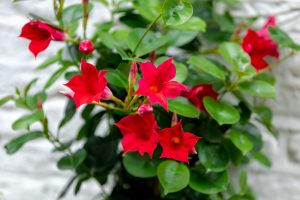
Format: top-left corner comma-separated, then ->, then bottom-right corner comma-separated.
139,61 -> 157,80
157,57 -> 176,82
148,92 -> 168,111
162,81 -> 187,98
28,38 -> 51,57
19,21 -> 51,40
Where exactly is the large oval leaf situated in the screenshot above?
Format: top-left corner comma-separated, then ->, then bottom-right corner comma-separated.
4,131 -> 44,154
123,152 -> 158,178
162,0 -> 193,26
198,142 -> 229,172
188,56 -> 227,81
238,80 -> 276,98
57,149 -> 87,170
229,130 -> 253,155
168,97 -> 200,118
170,16 -> 206,32
203,97 -> 240,125
189,169 -> 229,194
157,160 -> 190,195
106,69 -> 128,88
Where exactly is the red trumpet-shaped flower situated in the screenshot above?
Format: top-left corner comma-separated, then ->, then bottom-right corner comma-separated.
181,84 -> 218,111
242,16 -> 279,72
115,112 -> 158,158
19,19 -> 66,57
158,121 -> 200,163
135,58 -> 187,111
64,59 -> 111,108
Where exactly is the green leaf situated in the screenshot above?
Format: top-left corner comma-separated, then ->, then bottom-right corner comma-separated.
123,152 -> 158,178
162,0 -> 193,26
188,56 -> 227,81
4,131 -> 44,154
12,110 -> 44,130
62,4 -> 92,23
58,99 -> 76,129
203,97 -> 240,125
252,152 -> 272,168
36,52 -> 60,70
44,66 -> 68,90
269,27 -> 300,50
57,149 -> 87,170
189,169 -> 229,194
167,30 -> 198,47
170,16 -> 206,32
128,28 -> 169,56
24,78 -> 38,96
106,69 -> 128,88
198,142 -> 229,172
229,130 -> 253,155
238,80 -> 276,98
133,0 -> 161,21
255,106 -> 273,125
240,170 -> 247,195
168,97 -> 200,118
0,95 -> 14,107
157,160 -> 190,195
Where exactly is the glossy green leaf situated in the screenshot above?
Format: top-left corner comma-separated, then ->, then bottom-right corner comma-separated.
168,97 -> 200,118
162,0 -> 193,26
189,170 -> 229,194
203,97 -> 240,125
44,66 -> 68,90
167,30 -> 198,47
198,142 -> 229,172
269,27 -> 300,50
36,53 -> 60,70
4,131 -> 44,154
238,80 -> 276,98
252,152 -> 272,168
133,0 -> 161,21
157,160 -> 190,195
255,106 -> 273,125
123,152 -> 158,178
229,130 -> 253,155
189,56 -> 227,81
24,78 -> 38,97
128,28 -> 169,56
58,99 -> 76,129
57,149 -> 87,170
12,109 -> 44,130
170,16 -> 206,32
0,95 -> 14,107
106,69 -> 128,88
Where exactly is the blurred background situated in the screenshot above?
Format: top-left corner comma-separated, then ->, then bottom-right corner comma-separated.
1,0 -> 300,199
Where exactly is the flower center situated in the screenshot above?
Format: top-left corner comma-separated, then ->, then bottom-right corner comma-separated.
171,137 -> 181,144
150,85 -> 159,93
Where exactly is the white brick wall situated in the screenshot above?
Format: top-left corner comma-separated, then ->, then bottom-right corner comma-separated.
1,0 -> 300,199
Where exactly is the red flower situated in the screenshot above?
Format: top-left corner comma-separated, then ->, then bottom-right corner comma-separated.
64,59 -> 111,108
115,112 -> 158,158
135,58 -> 187,111
242,16 -> 279,72
158,121 -> 200,163
79,40 -> 94,55
19,19 -> 66,57
181,84 -> 218,111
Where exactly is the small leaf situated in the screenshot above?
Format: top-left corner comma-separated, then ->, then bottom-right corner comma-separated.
157,160 -> 190,195
58,99 -> 76,129
24,78 -> 38,96
188,56 -> 227,81
162,0 -> 193,26
12,109 -> 44,130
252,152 -> 272,168
0,95 -> 14,107
44,66 -> 68,90
269,27 -> 300,50
36,52 -> 60,70
4,131 -> 44,154
240,170 -> 247,195
198,142 -> 229,172
123,152 -> 158,178
168,97 -> 200,118
255,106 -> 273,125
189,169 -> 229,194
229,130 -> 253,155
106,69 -> 128,88
203,97 -> 240,125
170,16 -> 206,32
238,80 -> 276,98
57,149 -> 87,170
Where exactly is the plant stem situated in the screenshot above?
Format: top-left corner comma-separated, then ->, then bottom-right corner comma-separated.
111,96 -> 125,106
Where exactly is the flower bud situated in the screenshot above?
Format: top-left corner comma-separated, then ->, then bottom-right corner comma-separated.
137,104 -> 153,115
79,40 -> 94,55
171,112 -> 178,127
129,62 -> 138,84
101,86 -> 113,100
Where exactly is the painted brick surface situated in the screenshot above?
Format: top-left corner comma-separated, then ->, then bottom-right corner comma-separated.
1,0 -> 300,199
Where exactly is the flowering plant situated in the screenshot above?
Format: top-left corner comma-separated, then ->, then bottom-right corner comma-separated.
1,0 -> 300,199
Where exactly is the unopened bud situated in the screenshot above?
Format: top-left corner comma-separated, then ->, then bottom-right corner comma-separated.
129,62 -> 138,84
79,40 -> 94,55
171,113 -> 178,127
137,104 -> 153,114
101,86 -> 113,100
